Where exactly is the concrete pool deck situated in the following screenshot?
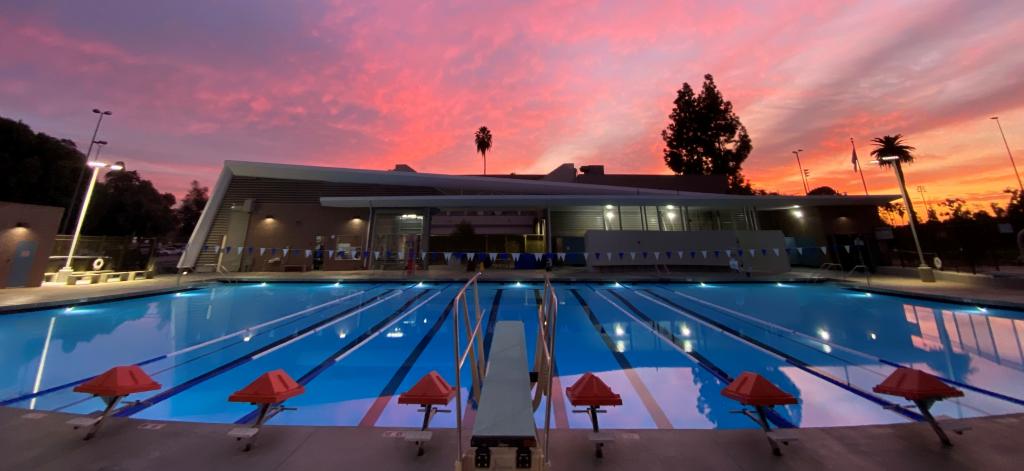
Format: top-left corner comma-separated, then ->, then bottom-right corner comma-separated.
2,266 -> 1023,313
1,406 -> 1021,470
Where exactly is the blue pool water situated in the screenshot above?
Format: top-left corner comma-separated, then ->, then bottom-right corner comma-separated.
2,282 -> 1023,430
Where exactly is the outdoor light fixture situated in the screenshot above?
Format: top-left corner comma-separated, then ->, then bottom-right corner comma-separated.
604,204 -> 614,210
56,159 -> 126,282
791,209 -> 804,218
14,222 -> 28,229
605,211 -> 615,219
264,215 -> 275,221
666,204 -> 675,209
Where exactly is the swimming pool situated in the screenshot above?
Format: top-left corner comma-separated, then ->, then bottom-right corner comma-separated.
2,281 -> 1023,430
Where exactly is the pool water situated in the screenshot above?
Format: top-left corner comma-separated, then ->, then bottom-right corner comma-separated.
2,282 -> 1023,430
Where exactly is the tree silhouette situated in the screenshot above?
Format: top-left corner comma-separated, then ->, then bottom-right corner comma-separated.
869,134 -> 915,167
661,74 -> 752,192
808,186 -> 839,195
176,180 -> 209,241
474,126 -> 492,175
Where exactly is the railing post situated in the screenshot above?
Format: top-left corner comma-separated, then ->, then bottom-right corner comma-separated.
452,288 -> 463,469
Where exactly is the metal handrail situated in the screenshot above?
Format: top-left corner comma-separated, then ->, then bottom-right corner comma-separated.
536,274 -> 558,464
452,272 -> 485,469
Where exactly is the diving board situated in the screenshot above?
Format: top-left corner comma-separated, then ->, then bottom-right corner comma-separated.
464,321 -> 541,469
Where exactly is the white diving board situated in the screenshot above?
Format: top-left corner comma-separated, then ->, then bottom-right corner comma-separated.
467,321 -> 541,469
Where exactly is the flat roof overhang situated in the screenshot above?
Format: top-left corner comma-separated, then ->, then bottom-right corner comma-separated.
320,194 -> 898,210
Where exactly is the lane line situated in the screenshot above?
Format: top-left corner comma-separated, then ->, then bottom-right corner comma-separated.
235,289 -> 436,424
670,288 -> 1024,408
0,286 -> 382,406
482,289 -> 504,363
252,290 -> 404,360
169,289 -> 370,358
358,297 -> 458,427
570,289 -> 673,430
115,289 -> 408,417
629,287 -> 923,422
596,288 -> 793,429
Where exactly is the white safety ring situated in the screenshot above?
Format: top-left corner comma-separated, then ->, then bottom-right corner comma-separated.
92,258 -> 105,271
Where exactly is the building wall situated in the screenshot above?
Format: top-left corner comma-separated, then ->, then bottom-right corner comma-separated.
584,229 -> 790,273
194,175 -> 439,270
0,202 -> 63,288
242,202 -> 369,271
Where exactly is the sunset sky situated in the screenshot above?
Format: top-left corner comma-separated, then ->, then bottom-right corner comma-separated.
2,0 -> 1023,213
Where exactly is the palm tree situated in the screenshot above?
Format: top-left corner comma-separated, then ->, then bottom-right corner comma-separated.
869,134 -> 915,167
870,133 -> 931,276
474,126 -> 492,175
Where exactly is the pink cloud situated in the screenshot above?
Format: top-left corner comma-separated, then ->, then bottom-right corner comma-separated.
0,0 -> 1022,212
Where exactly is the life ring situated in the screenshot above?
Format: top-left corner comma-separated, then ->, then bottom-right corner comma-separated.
92,258 -> 106,271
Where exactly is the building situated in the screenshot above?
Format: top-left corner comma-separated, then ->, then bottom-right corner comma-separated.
179,161 -> 896,273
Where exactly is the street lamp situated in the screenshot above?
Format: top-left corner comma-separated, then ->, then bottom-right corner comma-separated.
871,155 -> 935,282
63,109 -> 113,234
55,160 -> 125,282
990,117 -> 1023,193
792,149 -> 809,194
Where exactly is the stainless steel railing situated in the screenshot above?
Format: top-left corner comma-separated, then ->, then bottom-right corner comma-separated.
452,272 -> 486,466
533,274 -> 558,461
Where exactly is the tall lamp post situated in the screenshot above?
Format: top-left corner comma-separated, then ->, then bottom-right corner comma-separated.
872,155 -> 935,282
55,160 -> 124,282
991,117 -> 1023,193
792,149 -> 809,194
63,109 -> 113,234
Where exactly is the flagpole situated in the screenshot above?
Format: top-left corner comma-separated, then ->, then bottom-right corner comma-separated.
852,138 -> 869,195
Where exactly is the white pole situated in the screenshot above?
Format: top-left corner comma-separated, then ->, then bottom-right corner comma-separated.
892,160 -> 935,282
992,117 -> 1023,193
57,165 -> 102,281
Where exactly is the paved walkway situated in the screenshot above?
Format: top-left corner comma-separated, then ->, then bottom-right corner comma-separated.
1,407 -> 1020,470
4,266 -> 1024,313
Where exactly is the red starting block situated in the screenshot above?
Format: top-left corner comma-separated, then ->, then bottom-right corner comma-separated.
68,365 -> 162,440
397,371 -> 455,456
721,372 -> 798,456
566,372 -> 622,458
873,367 -> 965,447
227,369 -> 305,451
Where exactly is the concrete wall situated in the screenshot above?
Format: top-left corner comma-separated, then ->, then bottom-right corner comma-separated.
584,229 -> 790,274
242,203 -> 370,271
0,202 -> 63,288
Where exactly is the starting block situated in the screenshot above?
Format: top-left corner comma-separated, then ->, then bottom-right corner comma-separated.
397,371 -> 454,456
721,372 -> 799,456
68,365 -> 161,440
873,367 -> 966,447
227,369 -> 305,451
566,372 -> 622,458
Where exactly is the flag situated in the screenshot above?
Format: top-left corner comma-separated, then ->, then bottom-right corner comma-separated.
851,139 -> 860,172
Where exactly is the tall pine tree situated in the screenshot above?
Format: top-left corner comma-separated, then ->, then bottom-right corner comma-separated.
661,74 -> 753,193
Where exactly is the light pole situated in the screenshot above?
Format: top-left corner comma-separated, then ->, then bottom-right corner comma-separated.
991,117 -> 1023,193
63,109 -> 112,234
792,149 -> 809,194
916,185 -> 931,221
55,160 -> 124,282
872,155 -> 935,282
